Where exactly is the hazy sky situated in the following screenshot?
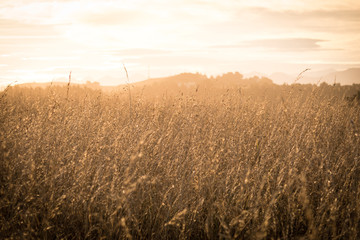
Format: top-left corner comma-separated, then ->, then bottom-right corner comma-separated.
1,0 -> 360,85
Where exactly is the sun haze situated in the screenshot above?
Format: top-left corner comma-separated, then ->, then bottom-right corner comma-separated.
0,0 -> 360,86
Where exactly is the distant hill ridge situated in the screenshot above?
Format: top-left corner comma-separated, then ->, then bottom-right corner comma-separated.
11,68 -> 360,91
270,68 -> 360,85
12,72 -> 274,92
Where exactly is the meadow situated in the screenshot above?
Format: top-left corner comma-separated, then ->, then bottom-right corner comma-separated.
1,77 -> 360,239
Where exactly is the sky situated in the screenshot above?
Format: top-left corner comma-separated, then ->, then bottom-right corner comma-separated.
0,0 -> 360,86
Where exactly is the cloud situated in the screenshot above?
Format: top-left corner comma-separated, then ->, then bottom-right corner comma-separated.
0,18 -> 64,56
78,9 -> 148,25
241,7 -> 360,32
108,48 -> 171,57
123,54 -> 225,68
213,38 -> 329,51
0,18 -> 59,36
203,6 -> 360,42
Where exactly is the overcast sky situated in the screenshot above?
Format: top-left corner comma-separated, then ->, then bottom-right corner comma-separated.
1,0 -> 359,85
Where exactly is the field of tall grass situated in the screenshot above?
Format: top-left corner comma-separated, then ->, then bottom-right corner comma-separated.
1,81 -> 359,239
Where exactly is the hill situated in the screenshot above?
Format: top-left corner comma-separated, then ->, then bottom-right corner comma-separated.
8,68 -> 360,95
270,68 -> 360,85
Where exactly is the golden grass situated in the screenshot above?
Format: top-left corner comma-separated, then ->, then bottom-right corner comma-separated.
0,82 -> 359,239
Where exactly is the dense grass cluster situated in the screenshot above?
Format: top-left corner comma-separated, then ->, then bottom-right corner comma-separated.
1,82 -> 360,239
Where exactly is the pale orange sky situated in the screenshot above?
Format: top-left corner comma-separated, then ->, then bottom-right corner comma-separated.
1,0 -> 360,86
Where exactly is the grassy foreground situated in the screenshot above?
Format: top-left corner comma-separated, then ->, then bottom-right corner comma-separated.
1,82 -> 360,239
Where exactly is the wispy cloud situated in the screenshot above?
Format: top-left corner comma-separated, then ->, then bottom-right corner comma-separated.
108,48 -> 171,57
236,7 -> 360,33
78,9 -> 149,26
0,19 -> 60,36
213,38 -> 334,52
